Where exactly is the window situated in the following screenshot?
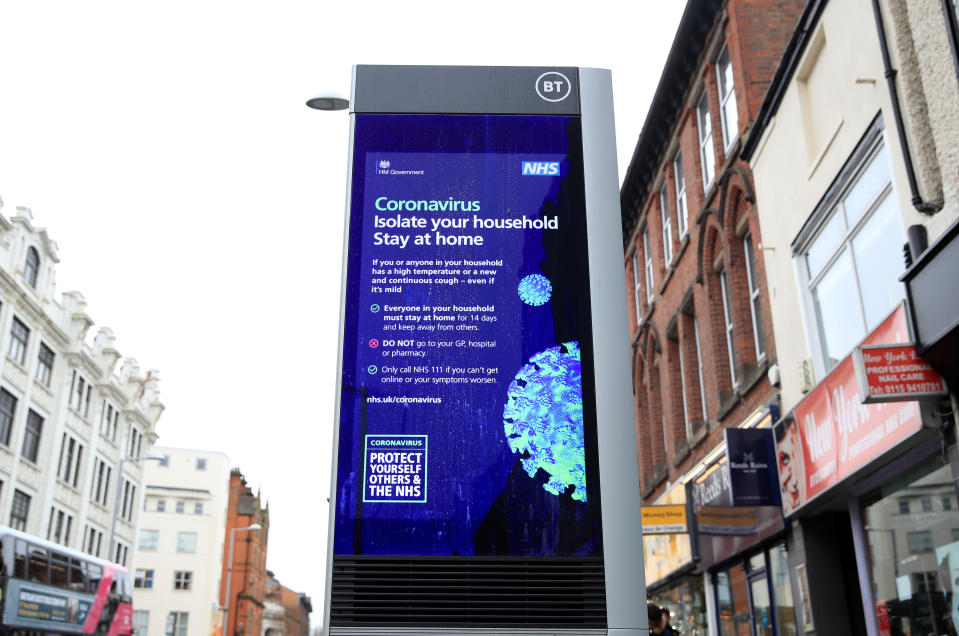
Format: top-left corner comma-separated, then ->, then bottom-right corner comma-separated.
175,500 -> 185,514
167,612 -> 188,636
716,44 -> 739,149
173,571 -> 192,591
693,317 -> 708,420
134,569 -> 154,589
0,387 -> 17,446
907,531 -> 933,553
643,228 -> 654,302
114,541 -> 129,567
922,497 -> 933,513
632,252 -> 643,322
674,152 -> 688,238
47,507 -> 73,545
133,611 -> 149,636
898,500 -> 910,514
91,458 -> 112,506
944,496 -> 953,511
22,410 -> 42,462
8,317 -> 29,366
194,502 -> 203,515
36,343 -> 54,386
697,92 -> 716,189
100,402 -> 119,441
660,185 -> 673,265
24,247 -> 40,288
85,526 -> 103,557
177,532 -> 197,553
675,333 -> 691,438
120,479 -> 137,522
127,425 -> 142,459
138,529 -> 158,551
156,499 -> 166,512
196,457 -> 207,470
69,371 -> 92,417
743,233 -> 766,359
800,140 -> 903,370
719,271 -> 739,387
57,434 -> 85,488
10,490 -> 30,530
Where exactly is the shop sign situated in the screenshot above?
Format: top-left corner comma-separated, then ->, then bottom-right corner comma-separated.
853,343 -> 948,403
643,481 -> 693,585
691,459 -> 732,508
641,505 -> 687,535
696,506 -> 758,536
725,428 -> 781,506
774,305 -> 924,515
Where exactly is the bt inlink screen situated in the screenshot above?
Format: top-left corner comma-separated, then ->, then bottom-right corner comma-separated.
333,113 -> 603,557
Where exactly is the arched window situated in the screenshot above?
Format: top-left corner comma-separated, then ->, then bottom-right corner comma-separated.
24,247 -> 39,288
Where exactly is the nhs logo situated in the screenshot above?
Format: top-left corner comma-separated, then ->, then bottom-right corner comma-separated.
521,161 -> 560,176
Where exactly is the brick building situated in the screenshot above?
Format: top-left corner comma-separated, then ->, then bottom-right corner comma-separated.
619,0 -> 802,631
263,573 -> 311,636
219,469 -> 269,636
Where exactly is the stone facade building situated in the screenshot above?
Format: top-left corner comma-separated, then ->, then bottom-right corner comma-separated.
132,447 -> 231,636
0,201 -> 162,565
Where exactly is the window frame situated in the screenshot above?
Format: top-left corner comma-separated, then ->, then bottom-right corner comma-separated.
674,152 -> 688,238
716,44 -> 739,150
177,532 -> 197,553
134,569 -> 154,589
792,123 -> 903,376
743,232 -> 766,361
22,409 -> 43,463
138,529 -> 159,551
36,342 -> 54,386
8,317 -> 30,366
10,489 -> 30,530
697,91 -> 716,190
660,184 -> 673,266
24,247 -> 40,288
173,570 -> 193,591
0,387 -> 17,446
719,270 -> 739,387
643,227 -> 654,303
632,251 -> 643,324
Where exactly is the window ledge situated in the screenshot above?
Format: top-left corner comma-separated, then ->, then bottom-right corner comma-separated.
4,356 -> 28,374
56,479 -> 81,494
19,456 -> 41,472
657,266 -> 675,295
688,420 -> 709,449
33,381 -> 54,397
672,438 -> 691,467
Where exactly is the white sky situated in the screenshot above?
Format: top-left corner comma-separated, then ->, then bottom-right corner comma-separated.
0,1 -> 684,626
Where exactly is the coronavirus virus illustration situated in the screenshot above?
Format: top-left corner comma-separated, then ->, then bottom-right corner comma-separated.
503,342 -> 587,502
517,273 -> 552,306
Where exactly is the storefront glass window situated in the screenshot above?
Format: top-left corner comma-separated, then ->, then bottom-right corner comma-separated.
717,564 -> 751,635
648,575 -> 708,636
769,544 -> 797,636
863,457 -> 959,634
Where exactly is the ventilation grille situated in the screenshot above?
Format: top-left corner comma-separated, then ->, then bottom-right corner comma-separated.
330,556 -> 606,628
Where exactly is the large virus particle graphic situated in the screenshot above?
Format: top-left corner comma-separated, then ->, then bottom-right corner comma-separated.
503,342 -> 586,502
517,274 -> 552,306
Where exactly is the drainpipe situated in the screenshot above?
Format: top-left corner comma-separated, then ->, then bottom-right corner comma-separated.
870,0 -> 942,215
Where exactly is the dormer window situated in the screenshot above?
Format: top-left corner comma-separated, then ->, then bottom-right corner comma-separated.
24,247 -> 39,288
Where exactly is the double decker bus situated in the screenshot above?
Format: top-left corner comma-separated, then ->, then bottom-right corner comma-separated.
0,526 -> 133,636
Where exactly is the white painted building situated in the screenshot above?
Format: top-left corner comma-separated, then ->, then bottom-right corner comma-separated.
133,447 -> 231,636
0,200 -> 163,565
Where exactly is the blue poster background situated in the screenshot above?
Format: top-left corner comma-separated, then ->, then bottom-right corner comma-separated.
333,114 -> 603,557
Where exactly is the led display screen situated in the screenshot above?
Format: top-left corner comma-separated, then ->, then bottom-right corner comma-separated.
333,113 -> 603,557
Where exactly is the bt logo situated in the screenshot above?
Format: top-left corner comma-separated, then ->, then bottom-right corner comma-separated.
522,161 -> 560,176
535,71 -> 572,102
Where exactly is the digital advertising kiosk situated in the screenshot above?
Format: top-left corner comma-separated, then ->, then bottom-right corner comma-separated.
323,65 -> 647,635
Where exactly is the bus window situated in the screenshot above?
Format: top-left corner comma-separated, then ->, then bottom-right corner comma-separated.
69,557 -> 86,591
116,571 -> 133,603
50,551 -> 69,587
13,539 -> 27,579
28,547 -> 49,583
87,562 -> 102,594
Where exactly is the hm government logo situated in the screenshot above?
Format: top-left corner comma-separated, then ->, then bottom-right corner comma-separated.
376,159 -> 424,177
521,161 -> 560,176
535,71 -> 572,103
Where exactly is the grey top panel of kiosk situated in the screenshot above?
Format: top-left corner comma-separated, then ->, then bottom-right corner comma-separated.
352,65 -> 581,115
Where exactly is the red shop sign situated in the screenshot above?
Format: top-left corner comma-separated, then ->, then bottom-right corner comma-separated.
774,305 -> 925,515
853,343 -> 947,403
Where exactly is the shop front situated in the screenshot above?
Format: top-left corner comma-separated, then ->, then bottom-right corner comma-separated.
773,304 -> 958,635
643,481 -> 708,635
685,407 -> 798,636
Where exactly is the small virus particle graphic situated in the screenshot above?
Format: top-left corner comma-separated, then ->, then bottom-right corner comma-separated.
517,274 -> 552,306
503,342 -> 586,502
